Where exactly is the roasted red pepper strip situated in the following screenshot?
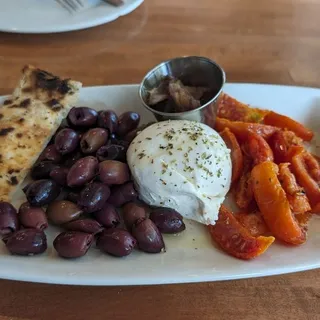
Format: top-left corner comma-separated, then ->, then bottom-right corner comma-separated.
234,212 -> 269,237
215,117 -> 278,141
251,161 -> 306,245
220,128 -> 243,184
208,205 -> 274,260
278,163 -> 311,213
291,152 -> 320,206
246,132 -> 274,166
269,131 -> 303,164
263,111 -> 314,141
217,93 -> 268,123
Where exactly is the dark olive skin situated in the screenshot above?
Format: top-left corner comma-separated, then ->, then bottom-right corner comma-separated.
78,182 -> 110,213
31,161 -> 60,180
66,191 -> 81,203
132,218 -> 165,253
122,202 -> 147,231
96,144 -> 127,162
0,202 -> 19,235
53,231 -> 94,259
50,167 -> 69,186
108,182 -> 137,207
149,208 -> 185,234
123,122 -> 156,143
92,203 -> 120,228
116,112 -> 140,137
46,200 -> 83,225
26,179 -> 61,207
99,160 -> 130,185
63,219 -> 103,234
80,128 -> 109,154
68,107 -> 98,128
97,229 -> 136,257
54,128 -> 80,155
19,202 -> 48,230
67,156 -> 98,187
5,229 -> 47,256
63,150 -> 83,168
109,136 -> 130,149
97,110 -> 118,133
39,145 -> 63,163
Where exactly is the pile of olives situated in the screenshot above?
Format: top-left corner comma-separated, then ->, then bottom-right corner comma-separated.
0,107 -> 186,259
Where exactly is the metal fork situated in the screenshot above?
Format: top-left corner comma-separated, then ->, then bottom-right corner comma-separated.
56,0 -> 84,13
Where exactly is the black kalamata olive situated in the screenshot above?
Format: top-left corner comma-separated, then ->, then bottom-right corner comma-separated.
92,203 -> 120,228
55,128 -> 80,155
50,167 -> 69,186
78,182 -> 110,213
68,107 -> 98,128
66,191 -> 81,203
99,160 -> 130,185
109,136 -> 130,149
63,219 -> 103,234
53,231 -> 93,258
63,150 -> 83,168
26,179 -> 61,207
96,144 -> 127,162
132,218 -> 165,253
116,112 -> 140,137
39,145 -> 63,163
122,202 -> 147,231
19,202 -> 48,230
97,110 -> 118,133
67,156 -> 98,187
46,200 -> 82,225
31,161 -> 60,180
108,182 -> 137,207
123,122 -> 156,143
5,229 -> 47,256
80,128 -> 109,154
0,202 -> 19,235
149,208 -> 185,234
22,183 -> 31,194
97,229 -> 136,257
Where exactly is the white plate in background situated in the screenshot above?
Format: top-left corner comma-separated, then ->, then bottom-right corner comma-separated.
0,83 -> 320,285
0,0 -> 144,33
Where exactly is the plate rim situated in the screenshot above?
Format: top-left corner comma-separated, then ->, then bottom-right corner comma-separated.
0,0 -> 144,34
0,82 -> 320,286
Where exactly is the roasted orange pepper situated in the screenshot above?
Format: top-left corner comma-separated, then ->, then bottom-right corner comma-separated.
251,161 -> 306,245
291,152 -> 320,206
269,131 -> 303,164
246,132 -> 274,166
278,163 -> 311,213
220,128 -> 243,184
217,93 -> 268,123
215,117 -> 278,141
263,111 -> 314,141
208,205 -> 274,260
234,212 -> 269,237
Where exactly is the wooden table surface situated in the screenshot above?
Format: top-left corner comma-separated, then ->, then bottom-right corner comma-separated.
0,0 -> 320,319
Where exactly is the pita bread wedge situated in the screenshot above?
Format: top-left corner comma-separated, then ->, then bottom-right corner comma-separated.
0,65 -> 82,202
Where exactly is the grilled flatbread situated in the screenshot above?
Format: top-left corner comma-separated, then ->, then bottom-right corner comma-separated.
0,65 -> 82,202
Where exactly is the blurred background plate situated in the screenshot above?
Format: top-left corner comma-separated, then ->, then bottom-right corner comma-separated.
0,0 -> 144,33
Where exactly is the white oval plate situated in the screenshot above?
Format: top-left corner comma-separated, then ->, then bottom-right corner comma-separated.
1,83 -> 320,286
0,0 -> 144,34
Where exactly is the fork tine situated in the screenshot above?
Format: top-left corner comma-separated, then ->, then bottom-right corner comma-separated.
75,0 -> 84,7
65,0 -> 79,10
56,0 -> 74,12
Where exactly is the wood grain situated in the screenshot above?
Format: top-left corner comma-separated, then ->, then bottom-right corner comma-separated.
0,0 -> 320,319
